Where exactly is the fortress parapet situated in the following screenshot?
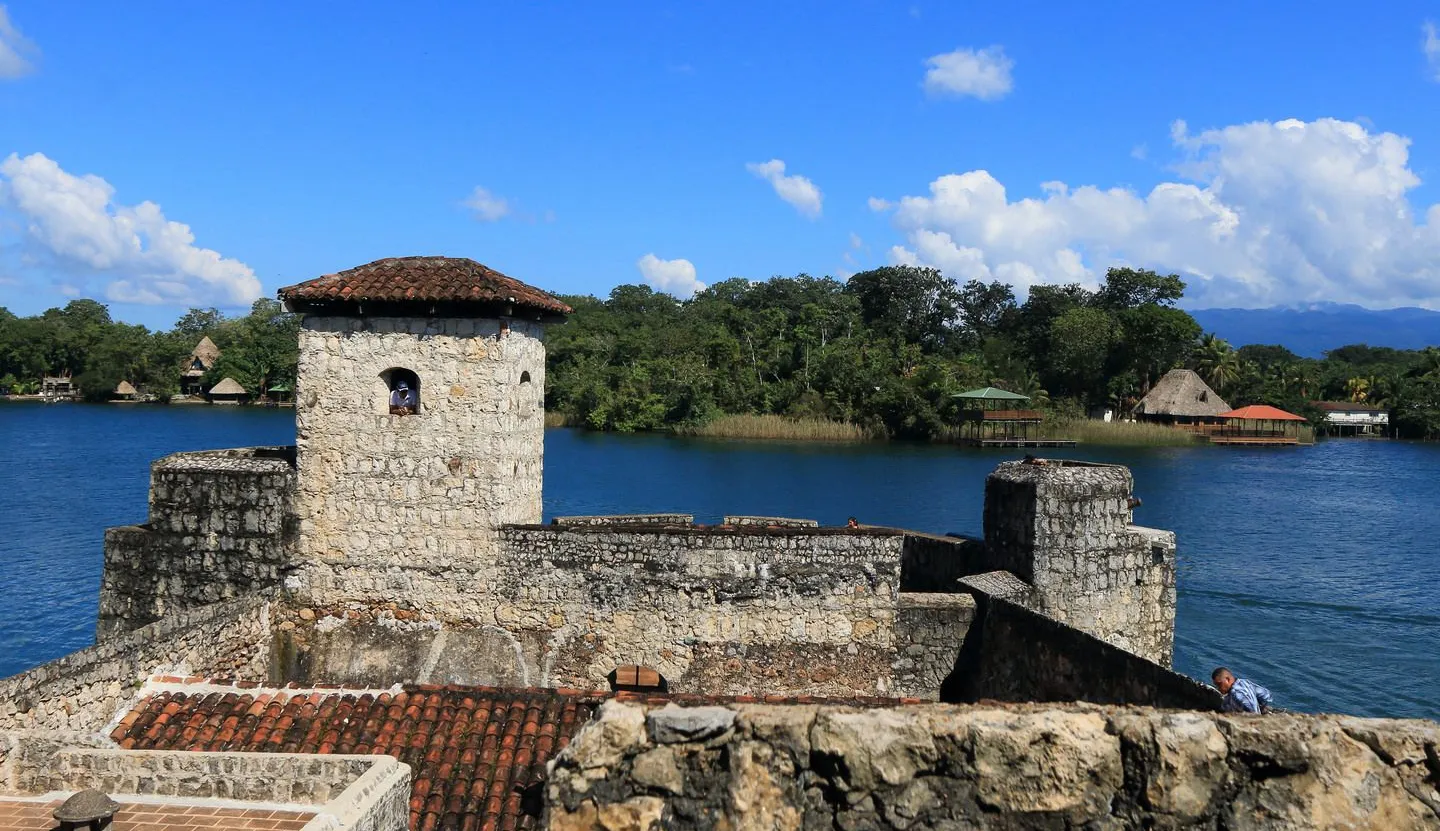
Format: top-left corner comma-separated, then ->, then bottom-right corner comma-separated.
983,459 -> 1177,666
98,447 -> 296,638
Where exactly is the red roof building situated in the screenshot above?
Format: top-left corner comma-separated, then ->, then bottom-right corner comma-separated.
1219,404 -> 1306,421
1210,404 -> 1309,445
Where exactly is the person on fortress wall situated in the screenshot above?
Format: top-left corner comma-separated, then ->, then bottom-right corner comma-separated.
389,380 -> 417,415
847,517 -> 860,529
1212,667 -> 1274,714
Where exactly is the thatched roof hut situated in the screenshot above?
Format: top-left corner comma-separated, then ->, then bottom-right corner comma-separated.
191,336 -> 221,367
209,377 -> 247,403
1135,369 -> 1230,421
113,380 -> 137,399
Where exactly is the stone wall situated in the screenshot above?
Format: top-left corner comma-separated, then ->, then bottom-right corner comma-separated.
893,594 -> 974,699
984,460 -> 1177,665
952,581 -> 1219,710
98,447 -> 297,637
0,597 -> 271,732
275,525 -> 973,700
0,744 -> 410,831
546,700 -> 1440,830
897,532 -> 986,592
292,316 -> 547,608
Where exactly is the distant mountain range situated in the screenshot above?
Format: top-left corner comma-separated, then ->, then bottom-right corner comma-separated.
1187,304 -> 1440,358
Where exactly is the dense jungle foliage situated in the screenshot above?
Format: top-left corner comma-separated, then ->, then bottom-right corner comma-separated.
3,266 -> 1439,438
0,298 -> 298,402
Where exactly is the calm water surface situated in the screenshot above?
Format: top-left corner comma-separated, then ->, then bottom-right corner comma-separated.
2,402 -> 1437,719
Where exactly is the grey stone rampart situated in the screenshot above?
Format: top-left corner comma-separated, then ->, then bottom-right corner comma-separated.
958,569 -> 1040,608
276,526 -> 960,699
893,594 -> 974,699
984,459 -> 1177,666
553,514 -> 693,527
898,531 -> 986,592
0,597 -> 271,733
98,447 -> 297,638
721,516 -> 818,528
292,316 -> 547,609
547,700 -> 1440,830
951,583 -> 1217,709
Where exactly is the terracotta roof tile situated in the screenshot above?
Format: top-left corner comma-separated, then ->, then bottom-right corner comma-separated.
277,257 -> 572,317
114,683 -> 910,831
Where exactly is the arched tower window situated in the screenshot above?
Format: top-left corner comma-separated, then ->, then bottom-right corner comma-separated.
380,368 -> 421,415
519,370 -> 532,384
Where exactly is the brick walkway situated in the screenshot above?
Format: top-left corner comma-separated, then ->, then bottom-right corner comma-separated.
0,800 -> 314,831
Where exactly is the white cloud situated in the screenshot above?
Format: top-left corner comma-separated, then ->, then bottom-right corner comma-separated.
922,46 -> 1013,101
876,118 -> 1440,308
745,159 -> 823,218
1425,21 -> 1440,81
849,232 -> 863,249
463,185 -> 511,221
0,153 -> 261,306
637,253 -> 704,298
0,5 -> 38,79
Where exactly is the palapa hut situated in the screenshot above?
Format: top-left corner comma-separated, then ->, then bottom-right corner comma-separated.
112,380 -> 138,401
952,386 -> 1062,446
1134,369 -> 1230,426
181,336 -> 221,395
1215,404 -> 1307,445
207,377 -> 248,405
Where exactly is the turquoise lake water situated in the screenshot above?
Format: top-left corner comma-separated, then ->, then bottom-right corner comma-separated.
2,402 -> 1437,719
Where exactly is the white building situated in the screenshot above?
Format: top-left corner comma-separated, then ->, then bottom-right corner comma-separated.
1314,401 -> 1390,437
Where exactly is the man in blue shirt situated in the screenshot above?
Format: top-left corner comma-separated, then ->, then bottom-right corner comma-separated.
1212,667 -> 1274,714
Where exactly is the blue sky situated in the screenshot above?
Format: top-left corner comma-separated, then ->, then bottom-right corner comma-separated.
2,2 -> 1439,328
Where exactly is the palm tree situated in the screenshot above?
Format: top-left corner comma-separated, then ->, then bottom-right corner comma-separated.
1194,334 -> 1240,393
1346,376 -> 1370,404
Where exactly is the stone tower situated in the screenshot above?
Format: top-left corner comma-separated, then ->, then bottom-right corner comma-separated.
982,460 -> 1178,666
277,257 -> 571,612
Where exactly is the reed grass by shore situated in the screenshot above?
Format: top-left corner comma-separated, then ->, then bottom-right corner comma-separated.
675,413 -> 883,442
1040,419 -> 1203,446
544,412 -> 576,428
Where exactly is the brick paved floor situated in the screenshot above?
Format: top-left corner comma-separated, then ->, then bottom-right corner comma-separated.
0,800 -> 314,831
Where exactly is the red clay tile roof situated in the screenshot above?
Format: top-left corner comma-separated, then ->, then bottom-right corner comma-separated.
113,681 -> 915,831
1220,404 -> 1307,421
277,257 -> 572,317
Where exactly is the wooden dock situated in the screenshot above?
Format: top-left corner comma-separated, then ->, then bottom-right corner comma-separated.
1206,436 -> 1301,446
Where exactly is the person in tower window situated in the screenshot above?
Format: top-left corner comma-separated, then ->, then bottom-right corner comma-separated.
1212,667 -> 1274,714
389,380 -> 417,415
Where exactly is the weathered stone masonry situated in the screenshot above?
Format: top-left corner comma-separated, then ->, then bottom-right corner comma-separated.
984,459 -> 1177,665
98,448 -> 295,637
547,700 -> 1440,830
275,524 -> 975,701
292,316 -> 546,599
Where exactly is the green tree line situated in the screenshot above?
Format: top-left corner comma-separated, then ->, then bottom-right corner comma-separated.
3,266 -> 1439,438
0,299 -> 298,402
545,266 -> 1440,440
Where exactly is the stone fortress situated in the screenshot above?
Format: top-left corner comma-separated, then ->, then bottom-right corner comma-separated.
4,257 -> 1439,830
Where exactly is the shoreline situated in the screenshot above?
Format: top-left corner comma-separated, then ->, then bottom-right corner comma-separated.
0,396 -> 294,409
548,413 -> 1321,448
